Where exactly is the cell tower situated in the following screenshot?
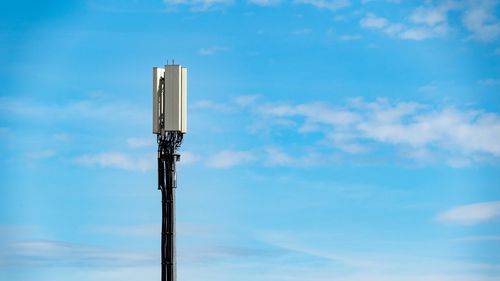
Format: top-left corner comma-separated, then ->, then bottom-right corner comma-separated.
153,63 -> 187,281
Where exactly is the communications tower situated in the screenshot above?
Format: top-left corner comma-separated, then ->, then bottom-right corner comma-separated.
153,63 -> 187,281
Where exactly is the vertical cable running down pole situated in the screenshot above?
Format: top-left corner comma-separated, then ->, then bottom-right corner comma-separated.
158,133 -> 182,281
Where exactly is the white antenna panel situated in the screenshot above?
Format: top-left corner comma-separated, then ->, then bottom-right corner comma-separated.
153,64 -> 187,134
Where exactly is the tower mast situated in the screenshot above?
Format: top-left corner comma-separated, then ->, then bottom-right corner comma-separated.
153,64 -> 187,281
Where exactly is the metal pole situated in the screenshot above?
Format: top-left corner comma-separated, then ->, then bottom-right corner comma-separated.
158,134 -> 181,281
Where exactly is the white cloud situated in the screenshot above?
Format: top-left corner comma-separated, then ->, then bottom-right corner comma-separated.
265,147 -> 294,165
164,0 -> 233,12
338,34 -> 362,41
233,95 -> 259,107
359,1 -> 500,42
126,137 -> 154,148
54,133 -> 72,141
198,46 -> 228,56
453,235 -> 500,241
206,150 -> 256,168
0,239 -> 155,268
418,84 -> 437,93
362,0 -> 400,3
248,0 -> 281,6
0,225 -> 36,236
258,98 -> 500,163
0,97 -> 147,127
89,224 -> 159,237
360,11 -> 449,40
193,95 -> 257,112
259,102 -> 359,127
398,25 -> 448,40
179,151 -> 200,165
26,149 -> 56,160
295,0 -> 350,11
198,97 -> 500,166
383,23 -> 404,35
409,6 -> 449,26
360,13 -> 388,29
265,146 -> 336,166
192,99 -> 232,112
75,152 -> 152,172
436,201 -> 500,225
446,157 -> 471,168
462,1 -> 500,42
478,78 -> 500,86
291,28 -> 312,35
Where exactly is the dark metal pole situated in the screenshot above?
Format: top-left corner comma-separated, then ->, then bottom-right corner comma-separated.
158,133 -> 181,281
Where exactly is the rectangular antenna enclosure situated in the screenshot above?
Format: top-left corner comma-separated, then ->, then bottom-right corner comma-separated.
164,64 -> 187,133
153,64 -> 187,134
152,67 -> 165,134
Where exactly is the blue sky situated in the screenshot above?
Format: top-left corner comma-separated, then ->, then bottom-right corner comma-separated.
1,0 -> 500,280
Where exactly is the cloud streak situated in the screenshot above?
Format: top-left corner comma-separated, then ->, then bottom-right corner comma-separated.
198,96 -> 500,166
258,98 -> 500,160
295,0 -> 351,11
436,201 -> 500,225
0,240 -> 155,268
164,0 -> 234,12
0,97 -> 147,127
359,11 -> 449,40
75,152 -> 153,172
206,150 -> 256,168
359,1 -> 500,42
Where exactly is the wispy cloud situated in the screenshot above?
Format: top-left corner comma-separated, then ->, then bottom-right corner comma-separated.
248,0 -> 281,6
54,132 -> 72,142
179,151 -> 200,165
360,13 -> 388,29
361,0 -> 401,3
409,5 -> 450,27
360,11 -> 448,40
164,0 -> 234,12
360,1 -> 500,42
198,46 -> 228,56
75,152 -> 153,172
418,84 -> 437,93
88,224 -> 159,237
478,78 -> 500,86
462,0 -> 500,42
291,28 -> 312,35
0,97 -> 147,126
256,230 -> 500,280
199,96 -> 500,166
436,201 -> 500,225
338,34 -> 362,41
206,150 -> 256,168
295,0 -> 351,11
234,95 -> 259,106
126,137 -> 154,148
453,235 -> 500,241
265,146 -> 337,166
192,99 -> 233,112
26,149 -> 56,160
0,239 -> 155,268
193,95 -> 259,112
262,99 -> 500,160
0,225 -> 36,237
